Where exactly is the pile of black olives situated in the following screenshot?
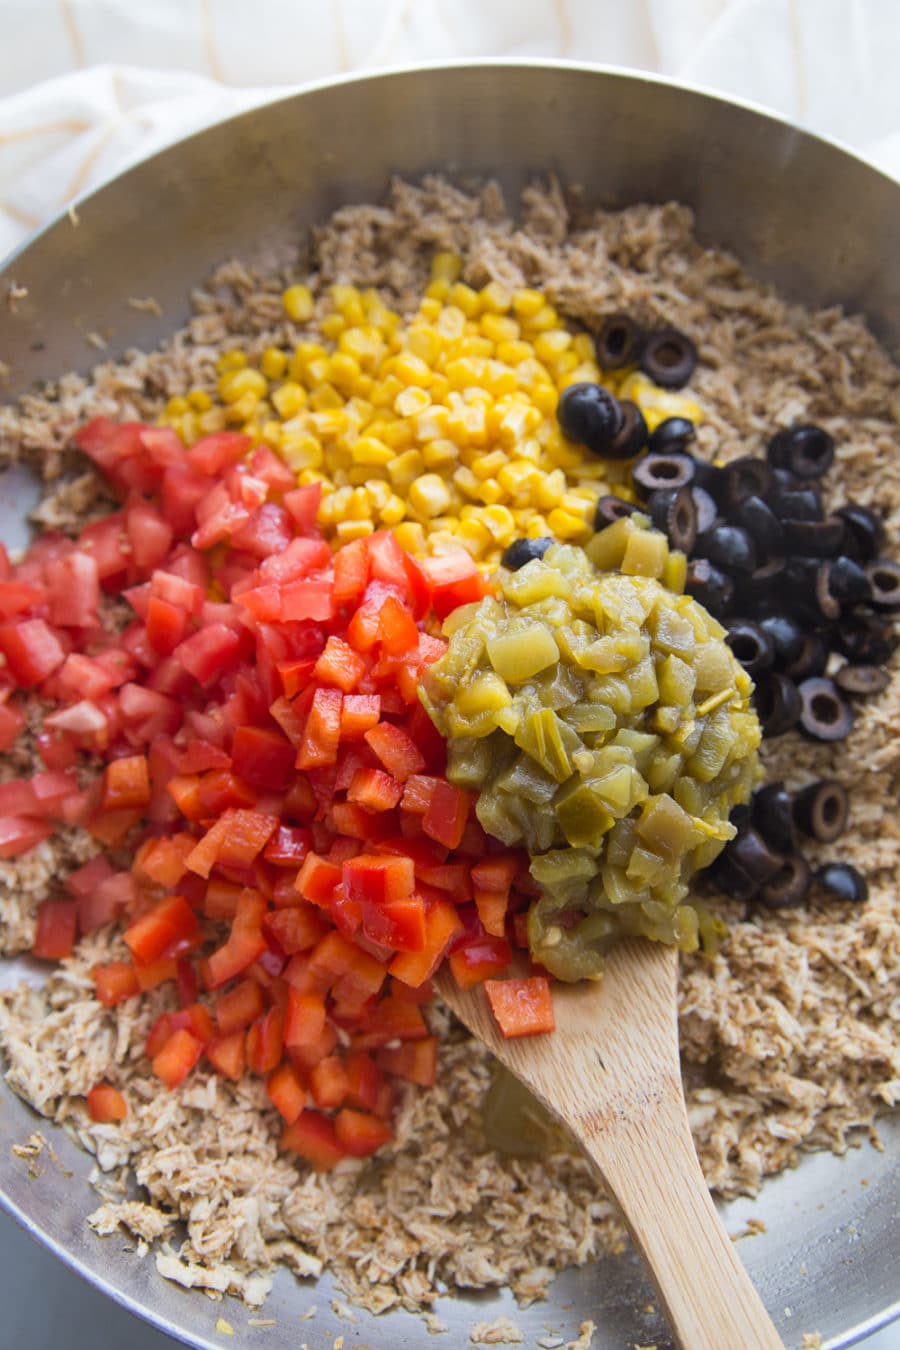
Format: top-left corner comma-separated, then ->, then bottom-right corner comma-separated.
710,778 -> 868,909
595,418 -> 897,744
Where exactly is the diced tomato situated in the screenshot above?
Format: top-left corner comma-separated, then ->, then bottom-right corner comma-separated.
484,976 -> 555,1038
377,1036 -> 438,1088
123,895 -> 200,965
0,618 -> 66,687
78,869 -> 136,934
0,579 -> 44,619
126,500 -> 173,571
187,431 -> 251,475
267,1061 -> 307,1124
78,513 -> 131,582
421,550 -> 493,621
93,961 -> 140,1007
152,1028 -> 204,1087
46,552 -> 100,629
230,725 -> 294,790
87,1082 -> 128,1122
280,1109 -> 346,1170
334,1107 -> 392,1157
32,898 -> 78,960
282,481 -> 322,532
176,623 -> 245,687
0,698 -> 26,751
308,1055 -> 349,1109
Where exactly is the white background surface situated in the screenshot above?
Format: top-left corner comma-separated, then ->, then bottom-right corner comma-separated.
0,0 -> 898,1346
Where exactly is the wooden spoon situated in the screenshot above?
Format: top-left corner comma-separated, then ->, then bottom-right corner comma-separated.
434,939 -> 784,1350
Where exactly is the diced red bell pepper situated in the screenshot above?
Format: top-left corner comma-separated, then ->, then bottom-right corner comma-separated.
294,852 -> 342,907
308,1055 -> 349,1109
230,725 -> 294,790
152,1028 -> 204,1087
246,1006 -> 285,1074
421,551 -> 493,621
87,1082 -> 128,1123
339,693 -> 381,740
283,988 -> 327,1049
264,904 -> 329,956
343,854 -> 414,908
363,721 -> 426,784
342,1050 -> 384,1112
215,978 -> 266,1035
351,997 -> 428,1050
377,1036 -> 438,1088
359,893 -> 426,953
186,808 -> 279,879
474,889 -> 509,939
295,688 -> 342,770
484,976 -> 556,1038
264,824 -> 311,869
332,538 -> 369,607
123,895 -> 200,965
423,779 -> 470,850
448,933 -> 514,991
206,1031 -> 247,1080
267,1061 -> 307,1124
347,767 -> 402,813
313,636 -> 367,693
334,1107 -> 392,1157
280,1110 -> 346,1170
134,956 -> 179,993
101,754 -> 151,811
203,890 -> 268,989
32,898 -> 78,960
93,961 -> 140,1007
389,895 -> 463,988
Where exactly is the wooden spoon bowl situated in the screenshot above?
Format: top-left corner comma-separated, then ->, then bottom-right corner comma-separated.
435,940 -> 784,1350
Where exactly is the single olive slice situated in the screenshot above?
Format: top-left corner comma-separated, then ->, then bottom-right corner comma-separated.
730,802 -> 753,831
710,850 -> 759,901
732,495 -> 784,556
695,523 -> 757,575
783,631 -> 828,681
834,614 -> 896,664
798,677 -> 853,741
835,503 -> 884,561
691,486 -> 719,535
757,613 -> 805,669
826,556 -> 873,607
814,862 -> 868,904
770,486 -> 824,523
692,459 -> 727,500
783,517 -> 846,558
793,779 -> 849,843
557,382 -> 625,454
647,487 -> 698,553
814,563 -> 840,622
752,781 -> 796,853
632,451 -> 696,497
648,416 -> 696,455
757,854 -> 812,908
738,557 -> 787,609
639,327 -> 697,388
685,558 -> 734,617
593,495 -> 638,530
596,313 -> 643,369
728,826 -> 785,885
865,558 -> 900,609
722,458 -> 774,511
767,424 -> 835,479
834,664 -> 890,697
726,620 -> 775,677
607,400 -> 650,459
501,537 -> 554,571
754,673 -> 802,737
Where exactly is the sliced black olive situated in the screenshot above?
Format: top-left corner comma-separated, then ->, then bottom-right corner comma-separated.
728,827 -> 785,885
835,504 -> 884,561
783,517 -> 846,558
834,613 -> 896,664
685,558 -> 734,617
730,802 -> 753,830
770,467 -> 799,493
695,523 -> 757,575
648,416 -> 696,454
690,486 -> 719,535
557,382 -> 624,454
732,496 -> 784,556
691,459 -> 727,500
781,557 -> 822,618
595,313 -> 643,369
501,536 -> 553,571
783,631 -> 828,681
865,558 -> 900,608
722,458 -> 774,511
814,563 -> 841,622
639,328 -> 697,388
826,556 -> 873,607
793,780 -> 849,843
607,400 -> 649,459
709,850 -> 759,901
757,613 -> 805,669
648,487 -> 698,553
754,673 -> 802,736
798,677 -> 854,741
632,451 -> 696,497
770,486 -> 824,523
752,782 -> 796,853
737,558 -> 787,609
726,620 -> 775,677
594,495 -> 638,530
814,862 -> 868,904
767,424 -> 835,479
757,854 -> 812,909
834,664 -> 890,697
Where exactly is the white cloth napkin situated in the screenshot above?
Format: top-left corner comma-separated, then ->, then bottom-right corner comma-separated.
1,0 -> 900,259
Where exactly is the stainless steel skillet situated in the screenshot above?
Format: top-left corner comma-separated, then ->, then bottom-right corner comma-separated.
0,60 -> 897,1350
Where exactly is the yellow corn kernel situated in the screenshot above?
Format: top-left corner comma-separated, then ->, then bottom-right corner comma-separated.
455,336 -> 496,360
408,473 -> 452,518
335,519 -> 374,542
281,434 -> 324,471
480,505 -> 516,542
352,436 -> 394,467
259,418 -> 282,446
318,313 -> 344,340
389,351 -> 433,388
180,412 -> 200,444
523,303 -> 560,332
188,389 -> 213,412
418,297 -> 443,323
413,406 -> 451,442
572,333 -> 596,361
551,352 -> 580,380
511,288 -> 546,320
531,383 -> 559,417
406,325 -> 442,366
536,469 -> 566,509
430,252 -> 462,283
476,479 -> 503,506
456,517 -> 492,556
447,282 -> 480,317
533,330 -> 572,364
494,340 -> 532,366
224,393 -> 261,424
260,347 -> 287,380
425,279 -> 450,303
470,449 -> 509,482
271,381 -> 307,419
338,328 -> 385,371
387,449 -> 425,491
218,367 -> 268,404
379,494 -> 407,526
165,395 -> 190,416
436,305 -> 467,341
478,281 -> 513,314
560,361 -> 602,390
394,522 -> 426,554
216,349 -> 247,373
422,438 -> 459,471
547,507 -> 592,539
307,384 -> 344,413
283,285 -> 315,323
198,408 -> 227,435
380,420 -> 415,451
497,460 -> 538,497
395,386 -> 431,418
329,285 -> 366,327
453,465 -> 481,498
322,352 -> 359,395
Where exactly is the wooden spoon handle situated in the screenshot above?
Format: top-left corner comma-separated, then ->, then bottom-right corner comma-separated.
584,1097 -> 783,1350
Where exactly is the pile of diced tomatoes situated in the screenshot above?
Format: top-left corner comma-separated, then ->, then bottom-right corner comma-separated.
0,418 -> 554,1169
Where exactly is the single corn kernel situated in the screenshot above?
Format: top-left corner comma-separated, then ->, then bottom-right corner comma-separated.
260,347 -> 288,380
281,434 -> 324,471
478,281 -> 513,314
335,519 -> 374,542
447,282 -> 480,317
320,313 -> 346,340
216,349 -> 247,373
307,384 -> 344,413
470,449 -> 509,482
408,473 -> 453,518
431,252 -> 463,283
188,389 -> 213,412
436,305 -> 467,341
165,395 -> 190,416
389,351 -> 433,388
425,279 -> 450,303
480,505 -> 516,542
198,408 -> 228,435
218,367 -> 267,404
422,438 -> 459,471
419,297 -> 443,323
387,449 -> 425,491
330,285 -> 366,327
394,521 -> 426,553
511,288 -> 546,320
547,507 -> 592,539
271,381 -> 307,419
326,352 -> 362,394
379,494 -> 407,526
283,285 -> 315,323
572,333 -> 596,361
406,325 -> 442,366
395,386 -> 431,418
352,436 -> 394,467
533,330 -> 572,363
476,479 -> 503,506
480,312 -> 520,343
224,392 -> 261,424
259,418 -> 283,446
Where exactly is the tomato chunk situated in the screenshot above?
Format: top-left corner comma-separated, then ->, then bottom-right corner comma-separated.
87,1082 -> 128,1122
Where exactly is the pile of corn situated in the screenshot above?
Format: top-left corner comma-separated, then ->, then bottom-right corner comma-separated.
162,255 -> 701,565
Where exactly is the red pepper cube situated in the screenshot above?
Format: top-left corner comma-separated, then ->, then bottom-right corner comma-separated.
334,1107 -> 392,1158
377,1036 -> 438,1088
123,895 -> 200,966
352,996 -> 428,1050
313,636 -> 367,693
204,891 -> 268,989
306,931 -> 386,997
376,594 -> 419,657
359,893 -> 426,953
471,853 -> 523,894
32,898 -> 78,961
264,904 -> 329,956
93,961 -> 140,1007
363,722 -> 426,784
246,1006 -> 285,1075
215,978 -> 266,1035
152,1028 -> 204,1088
266,1061 -> 307,1124
308,1055 -> 349,1110
285,1021 -> 338,1072
101,754 -> 151,812
186,808 -> 279,879
339,694 -> 381,741
343,854 -> 414,908
423,779 -> 470,850
342,1050 -> 384,1113
399,774 -> 440,816
389,895 -> 464,989
134,956 -> 179,993
205,1030 -> 247,1081
332,538 -> 369,607
280,1109 -> 346,1170
294,852 -> 342,908
448,933 -> 514,991
295,688 -> 342,771
484,976 -> 556,1038
347,767 -> 402,813
87,1082 -> 128,1123
284,988 -> 327,1049
474,888 -> 509,939
230,725 -> 294,791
